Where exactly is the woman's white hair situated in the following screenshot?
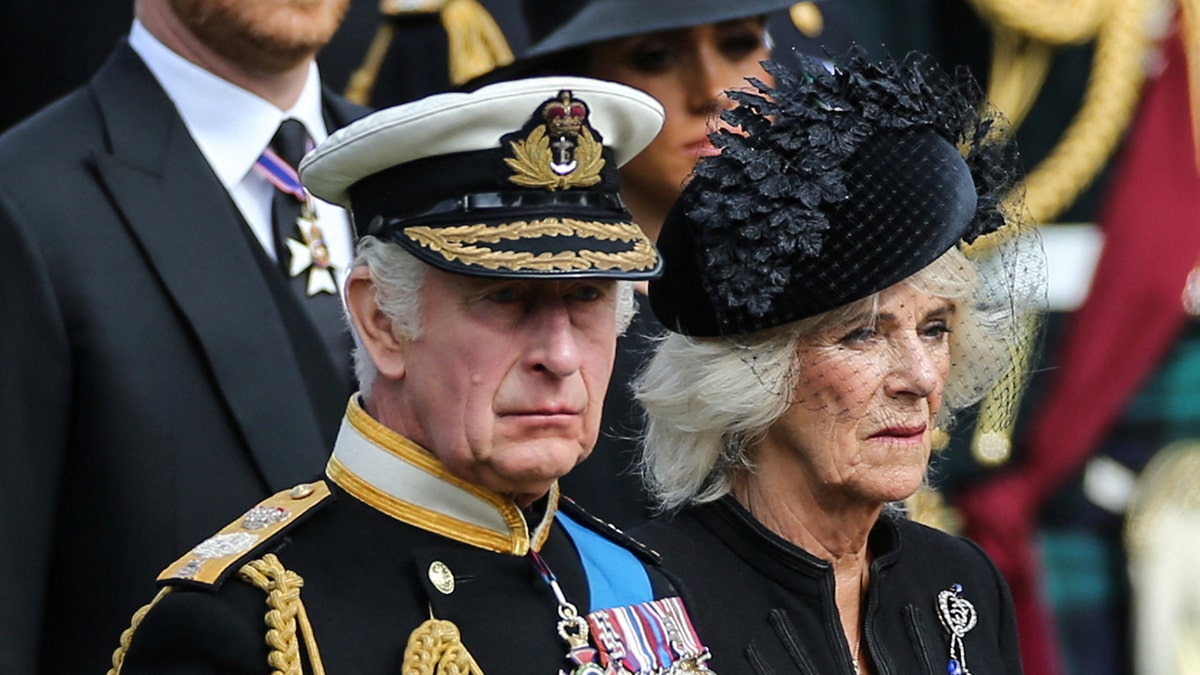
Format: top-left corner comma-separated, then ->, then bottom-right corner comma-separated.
637,246 -> 1016,512
350,235 -> 639,398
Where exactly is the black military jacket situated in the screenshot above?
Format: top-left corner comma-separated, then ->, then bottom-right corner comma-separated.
634,497 -> 1024,675
115,399 -> 690,674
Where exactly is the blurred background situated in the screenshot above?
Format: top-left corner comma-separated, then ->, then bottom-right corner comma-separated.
4,2 -> 1197,673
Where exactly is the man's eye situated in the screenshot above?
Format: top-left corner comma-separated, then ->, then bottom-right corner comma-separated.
570,285 -> 602,302
487,287 -> 519,303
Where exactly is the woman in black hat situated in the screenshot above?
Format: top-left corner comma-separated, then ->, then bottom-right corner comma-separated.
631,49 -> 1044,674
513,0 -> 849,237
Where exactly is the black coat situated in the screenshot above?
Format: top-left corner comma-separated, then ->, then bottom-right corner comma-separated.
116,483 -> 684,674
634,497 -> 1024,675
0,42 -> 365,674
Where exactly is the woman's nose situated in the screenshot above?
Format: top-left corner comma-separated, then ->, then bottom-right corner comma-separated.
885,340 -> 942,399
685,45 -> 740,114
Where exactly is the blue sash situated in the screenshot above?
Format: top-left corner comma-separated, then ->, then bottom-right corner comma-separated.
555,511 -> 652,611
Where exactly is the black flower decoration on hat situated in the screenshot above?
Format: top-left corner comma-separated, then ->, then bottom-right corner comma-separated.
684,47 -> 1019,320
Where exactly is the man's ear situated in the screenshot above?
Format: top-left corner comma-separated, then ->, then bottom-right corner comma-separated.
345,267 -> 408,381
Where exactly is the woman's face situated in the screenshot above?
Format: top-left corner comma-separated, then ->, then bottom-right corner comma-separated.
762,283 -> 954,506
589,19 -> 770,229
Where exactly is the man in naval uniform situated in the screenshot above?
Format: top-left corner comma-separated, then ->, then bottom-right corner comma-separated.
109,77 -> 716,675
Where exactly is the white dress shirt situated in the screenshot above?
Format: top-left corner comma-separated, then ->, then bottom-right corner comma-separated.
128,21 -> 353,288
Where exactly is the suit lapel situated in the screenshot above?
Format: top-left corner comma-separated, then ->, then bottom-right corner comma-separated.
88,43 -> 329,489
322,86 -> 372,130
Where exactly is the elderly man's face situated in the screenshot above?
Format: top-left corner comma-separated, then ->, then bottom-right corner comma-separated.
386,269 -> 619,506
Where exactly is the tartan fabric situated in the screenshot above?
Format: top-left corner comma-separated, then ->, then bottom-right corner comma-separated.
1039,321 -> 1200,675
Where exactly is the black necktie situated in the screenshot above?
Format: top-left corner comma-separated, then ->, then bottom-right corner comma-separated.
263,119 -> 353,380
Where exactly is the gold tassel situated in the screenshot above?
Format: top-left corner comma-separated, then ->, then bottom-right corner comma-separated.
970,318 -> 1038,466
441,0 -> 515,86
343,0 -> 514,104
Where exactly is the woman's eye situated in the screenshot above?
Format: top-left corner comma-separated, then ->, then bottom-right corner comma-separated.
839,326 -> 877,344
922,322 -> 952,340
720,31 -> 764,60
629,44 -> 676,73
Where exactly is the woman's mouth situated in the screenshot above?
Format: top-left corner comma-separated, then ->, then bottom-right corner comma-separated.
686,139 -> 720,159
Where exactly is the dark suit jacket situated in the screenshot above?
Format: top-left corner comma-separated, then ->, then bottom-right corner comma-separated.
0,42 -> 366,674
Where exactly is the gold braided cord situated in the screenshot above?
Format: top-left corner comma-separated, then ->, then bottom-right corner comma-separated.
240,554 -> 326,675
986,27 -> 1054,131
442,0 -> 515,86
402,619 -> 485,675
1017,0 -> 1158,223
955,0 -> 1158,470
968,0 -> 1114,44
1181,0 -> 1200,156
108,587 -> 173,675
344,22 -> 398,105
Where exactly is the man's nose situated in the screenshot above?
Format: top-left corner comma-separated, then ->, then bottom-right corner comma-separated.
525,302 -> 583,378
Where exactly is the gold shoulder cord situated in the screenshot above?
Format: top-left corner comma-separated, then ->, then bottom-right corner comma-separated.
239,554 -> 327,675
345,0 -> 514,105
108,554 -> 484,675
963,0 -> 1159,466
908,0 -> 1160,528
108,554 -> 326,675
107,587 -> 174,675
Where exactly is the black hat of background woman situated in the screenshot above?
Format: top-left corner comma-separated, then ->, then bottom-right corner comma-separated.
522,0 -> 803,57
650,48 -> 1020,337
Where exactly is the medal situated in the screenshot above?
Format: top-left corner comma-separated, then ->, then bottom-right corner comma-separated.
531,551 -> 716,675
283,199 -> 338,296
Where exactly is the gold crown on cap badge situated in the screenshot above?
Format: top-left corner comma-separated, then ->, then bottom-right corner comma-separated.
505,90 -> 605,191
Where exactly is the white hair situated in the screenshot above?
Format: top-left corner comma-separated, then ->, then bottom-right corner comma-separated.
637,247 -> 1015,512
350,235 -> 639,397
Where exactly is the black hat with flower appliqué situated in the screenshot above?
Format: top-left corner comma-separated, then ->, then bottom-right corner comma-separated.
649,47 -> 1025,337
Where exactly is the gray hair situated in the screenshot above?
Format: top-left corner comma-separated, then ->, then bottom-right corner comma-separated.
350,235 -> 639,397
636,247 -> 1014,512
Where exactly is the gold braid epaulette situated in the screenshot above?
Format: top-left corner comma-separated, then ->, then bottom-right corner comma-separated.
108,483 -> 331,672
402,619 -> 485,675
156,481 -> 332,586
